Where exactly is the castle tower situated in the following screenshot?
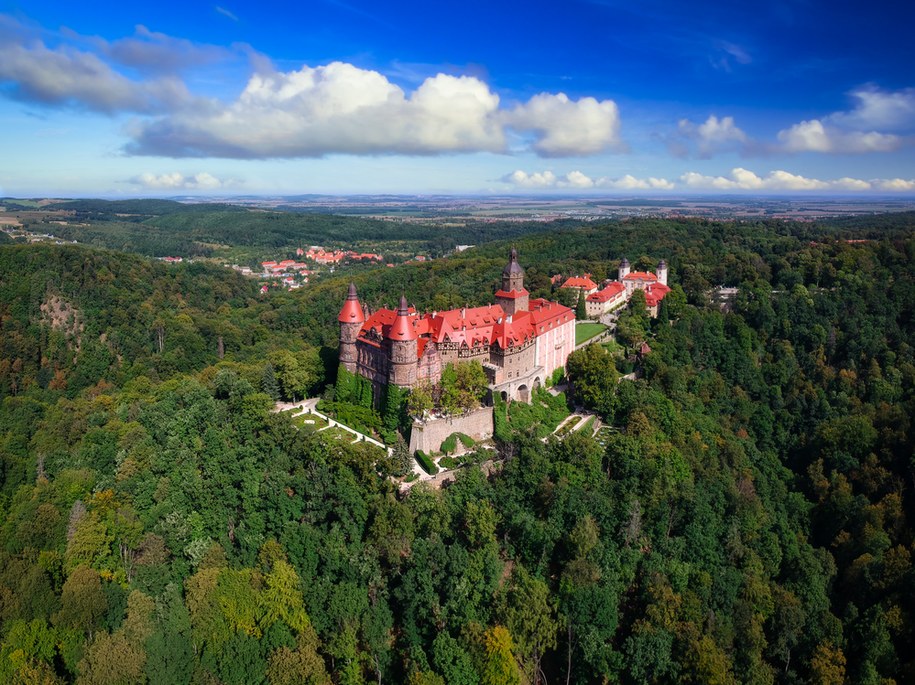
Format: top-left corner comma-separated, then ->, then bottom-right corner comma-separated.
338,283 -> 365,374
495,247 -> 529,316
387,295 -> 418,388
657,259 -> 668,286
619,257 -> 631,281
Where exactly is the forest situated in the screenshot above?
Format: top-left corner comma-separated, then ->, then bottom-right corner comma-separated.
0,213 -> 913,684
12,199 -> 579,261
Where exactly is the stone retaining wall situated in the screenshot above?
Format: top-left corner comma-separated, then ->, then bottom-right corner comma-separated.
409,406 -> 494,454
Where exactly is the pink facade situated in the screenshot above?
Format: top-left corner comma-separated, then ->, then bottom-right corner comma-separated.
338,249 -> 575,403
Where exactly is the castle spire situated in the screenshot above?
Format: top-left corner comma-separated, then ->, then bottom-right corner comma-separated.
337,283 -> 365,323
387,294 -> 417,341
495,246 -> 529,315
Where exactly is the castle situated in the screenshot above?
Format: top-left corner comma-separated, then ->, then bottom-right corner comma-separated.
338,249 -> 575,403
584,258 -> 670,318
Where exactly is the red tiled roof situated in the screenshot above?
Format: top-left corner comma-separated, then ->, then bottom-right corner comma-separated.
623,271 -> 658,282
643,282 -> 671,307
387,296 -> 417,341
357,299 -> 573,356
492,312 -> 534,348
561,276 -> 598,290
587,282 -> 625,302
338,284 -> 366,324
494,288 -> 529,299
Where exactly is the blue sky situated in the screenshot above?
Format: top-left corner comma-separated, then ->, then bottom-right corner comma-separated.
1,0 -> 914,196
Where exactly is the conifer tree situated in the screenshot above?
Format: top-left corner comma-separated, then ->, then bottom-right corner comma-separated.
576,290 -> 587,320
261,363 -> 280,401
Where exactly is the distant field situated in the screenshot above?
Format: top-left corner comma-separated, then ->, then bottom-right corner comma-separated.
575,322 -> 607,346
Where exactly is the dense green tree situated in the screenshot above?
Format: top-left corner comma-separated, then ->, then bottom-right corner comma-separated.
565,344 -> 618,414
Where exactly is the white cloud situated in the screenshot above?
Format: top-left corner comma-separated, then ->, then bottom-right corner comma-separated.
830,86 -> 915,131
875,178 -> 915,191
502,170 -> 672,191
502,170 -> 559,188
672,114 -> 749,157
128,172 -> 236,190
505,92 -> 623,157
678,167 -> 880,191
128,65 -> 507,157
601,174 -> 675,190
564,170 -> 595,188
0,17 -> 625,159
128,64 -> 624,158
776,86 -> 914,154
777,119 -> 900,153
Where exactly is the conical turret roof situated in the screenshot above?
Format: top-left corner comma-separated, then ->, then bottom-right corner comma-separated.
337,283 -> 365,323
386,294 -> 417,341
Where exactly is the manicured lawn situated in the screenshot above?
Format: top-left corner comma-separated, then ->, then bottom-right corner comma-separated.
555,415 -> 582,438
576,322 -> 608,345
593,425 -> 618,447
290,412 -> 329,431
601,338 -> 623,355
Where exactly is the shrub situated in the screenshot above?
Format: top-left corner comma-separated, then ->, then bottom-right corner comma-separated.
441,433 -> 458,455
414,450 -> 438,475
438,456 -> 459,470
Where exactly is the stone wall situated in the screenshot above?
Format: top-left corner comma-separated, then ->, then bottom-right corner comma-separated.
409,406 -> 494,454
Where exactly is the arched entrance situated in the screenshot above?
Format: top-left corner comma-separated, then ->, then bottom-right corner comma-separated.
517,384 -> 530,403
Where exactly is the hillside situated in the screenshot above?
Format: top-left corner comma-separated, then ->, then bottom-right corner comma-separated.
18,199 -> 575,261
0,217 -> 913,684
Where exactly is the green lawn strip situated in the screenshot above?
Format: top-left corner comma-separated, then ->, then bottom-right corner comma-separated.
575,322 -> 608,345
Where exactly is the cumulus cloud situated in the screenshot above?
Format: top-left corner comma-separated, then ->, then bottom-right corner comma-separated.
605,174 -> 675,190
502,170 -> 560,188
670,114 -> 750,158
127,64 -> 623,158
128,172 -> 236,190
502,170 -> 673,191
776,86 -> 914,154
679,167 -> 880,191
0,16 -> 624,159
777,119 -> 901,153
505,167 -> 914,193
505,93 -> 623,157
830,86 -> 915,131
874,178 -> 915,191
127,65 -> 505,157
